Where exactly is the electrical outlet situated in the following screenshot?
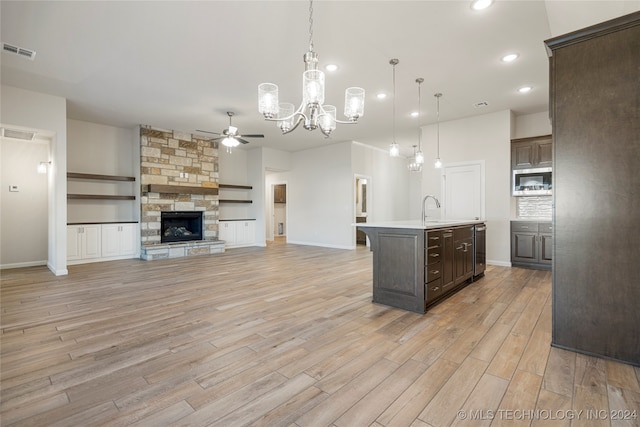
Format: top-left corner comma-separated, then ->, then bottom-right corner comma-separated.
9,185 -> 19,192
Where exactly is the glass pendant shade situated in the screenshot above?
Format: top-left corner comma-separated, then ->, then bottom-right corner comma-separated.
258,83 -> 279,118
415,149 -> 424,164
435,157 -> 443,168
319,105 -> 337,133
303,70 -> 325,105
344,87 -> 365,120
277,103 -> 296,132
390,142 -> 400,157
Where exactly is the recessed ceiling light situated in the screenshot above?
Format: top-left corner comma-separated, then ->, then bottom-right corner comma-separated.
501,53 -> 519,63
471,0 -> 493,11
377,93 -> 387,100
411,111 -> 419,117
325,64 -> 338,72
518,86 -> 532,93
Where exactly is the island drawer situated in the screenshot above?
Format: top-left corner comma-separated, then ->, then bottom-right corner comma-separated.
426,261 -> 442,282
426,246 -> 442,264
426,231 -> 441,247
539,222 -> 552,233
426,278 -> 443,302
511,221 -> 538,233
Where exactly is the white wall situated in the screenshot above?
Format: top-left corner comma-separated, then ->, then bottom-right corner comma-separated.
514,111 -> 552,139
1,137 -> 49,268
287,142 -> 353,249
218,146 -> 253,221
1,85 -> 68,275
67,119 -> 137,223
351,142 -> 413,223
421,110 -> 512,266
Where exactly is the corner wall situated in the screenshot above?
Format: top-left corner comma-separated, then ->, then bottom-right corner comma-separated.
1,85 -> 68,275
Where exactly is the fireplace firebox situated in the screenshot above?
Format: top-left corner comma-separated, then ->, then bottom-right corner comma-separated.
161,211 -> 203,243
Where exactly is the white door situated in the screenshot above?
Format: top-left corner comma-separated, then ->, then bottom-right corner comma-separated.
442,162 -> 484,220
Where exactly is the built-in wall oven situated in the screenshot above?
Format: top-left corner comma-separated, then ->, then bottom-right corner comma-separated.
513,167 -> 552,196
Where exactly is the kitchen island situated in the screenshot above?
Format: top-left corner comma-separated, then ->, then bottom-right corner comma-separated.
357,220 -> 486,313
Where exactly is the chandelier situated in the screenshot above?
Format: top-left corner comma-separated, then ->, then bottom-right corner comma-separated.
408,145 -> 422,172
258,0 -> 365,137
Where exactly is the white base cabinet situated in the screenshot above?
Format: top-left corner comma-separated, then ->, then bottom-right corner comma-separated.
67,225 -> 102,261
68,223 -> 139,264
219,220 -> 255,248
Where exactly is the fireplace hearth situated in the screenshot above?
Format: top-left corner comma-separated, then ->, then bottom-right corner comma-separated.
161,211 -> 203,243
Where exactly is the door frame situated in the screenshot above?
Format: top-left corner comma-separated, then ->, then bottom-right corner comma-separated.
353,173 -> 372,247
267,180 -> 288,242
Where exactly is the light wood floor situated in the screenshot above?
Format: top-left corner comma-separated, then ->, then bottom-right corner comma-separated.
2,240 -> 639,426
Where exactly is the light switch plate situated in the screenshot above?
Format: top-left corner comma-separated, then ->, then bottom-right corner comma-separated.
9,185 -> 19,192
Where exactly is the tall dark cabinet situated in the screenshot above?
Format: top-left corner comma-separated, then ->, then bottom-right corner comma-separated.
545,12 -> 640,366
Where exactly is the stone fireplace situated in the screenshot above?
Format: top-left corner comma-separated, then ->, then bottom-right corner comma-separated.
139,126 -> 224,260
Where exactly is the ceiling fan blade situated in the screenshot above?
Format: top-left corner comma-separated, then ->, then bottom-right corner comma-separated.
196,129 -> 221,135
240,134 -> 264,138
236,138 -> 251,144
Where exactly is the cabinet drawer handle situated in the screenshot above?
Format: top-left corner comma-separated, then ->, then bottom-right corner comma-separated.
429,236 -> 440,240
430,253 -> 440,258
430,270 -> 439,275
456,246 -> 463,250
432,286 -> 440,291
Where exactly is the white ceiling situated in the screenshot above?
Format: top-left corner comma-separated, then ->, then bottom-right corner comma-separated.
1,1 -> 638,156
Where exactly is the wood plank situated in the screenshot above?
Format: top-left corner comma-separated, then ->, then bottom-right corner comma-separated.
0,242 -> 632,426
142,183 -> 219,195
67,172 -> 135,181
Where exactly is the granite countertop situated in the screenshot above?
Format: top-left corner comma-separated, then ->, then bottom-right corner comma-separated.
355,219 -> 484,230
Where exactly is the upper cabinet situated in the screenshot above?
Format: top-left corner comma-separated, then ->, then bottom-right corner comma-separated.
274,184 -> 286,204
511,135 -> 552,169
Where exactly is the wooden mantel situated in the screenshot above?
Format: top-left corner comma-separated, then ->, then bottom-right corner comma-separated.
142,184 -> 219,196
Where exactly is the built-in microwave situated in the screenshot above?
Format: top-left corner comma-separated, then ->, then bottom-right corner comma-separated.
513,167 -> 552,196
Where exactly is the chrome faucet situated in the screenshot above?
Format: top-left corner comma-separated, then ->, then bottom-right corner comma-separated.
422,195 -> 441,223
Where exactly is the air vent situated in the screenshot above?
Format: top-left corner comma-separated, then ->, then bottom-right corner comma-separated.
2,42 -> 36,60
474,101 -> 489,108
1,127 -> 36,141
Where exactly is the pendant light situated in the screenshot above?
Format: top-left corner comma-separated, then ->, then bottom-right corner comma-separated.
389,59 -> 400,157
434,92 -> 443,168
408,145 -> 422,172
415,78 -> 424,164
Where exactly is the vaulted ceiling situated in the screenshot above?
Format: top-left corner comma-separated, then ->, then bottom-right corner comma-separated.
1,1 -> 638,156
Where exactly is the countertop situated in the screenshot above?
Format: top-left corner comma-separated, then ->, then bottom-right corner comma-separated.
511,218 -> 551,222
355,219 -> 484,230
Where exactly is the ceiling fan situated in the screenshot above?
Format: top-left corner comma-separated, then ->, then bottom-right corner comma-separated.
197,111 -> 264,147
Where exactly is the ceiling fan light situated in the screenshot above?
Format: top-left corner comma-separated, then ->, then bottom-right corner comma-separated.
222,137 -> 239,148
258,83 -> 279,118
344,87 -> 365,120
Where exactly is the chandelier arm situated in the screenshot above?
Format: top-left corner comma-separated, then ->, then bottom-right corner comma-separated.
281,115 -> 305,135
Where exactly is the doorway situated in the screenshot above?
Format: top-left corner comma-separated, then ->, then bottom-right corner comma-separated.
271,182 -> 287,242
1,130 -> 51,269
354,174 -> 371,246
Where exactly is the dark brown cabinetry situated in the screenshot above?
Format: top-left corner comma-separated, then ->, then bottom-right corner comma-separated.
510,221 -> 552,270
425,225 -> 479,308
545,12 -> 640,366
511,135 -> 552,169
274,184 -> 286,203
453,226 -> 474,286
